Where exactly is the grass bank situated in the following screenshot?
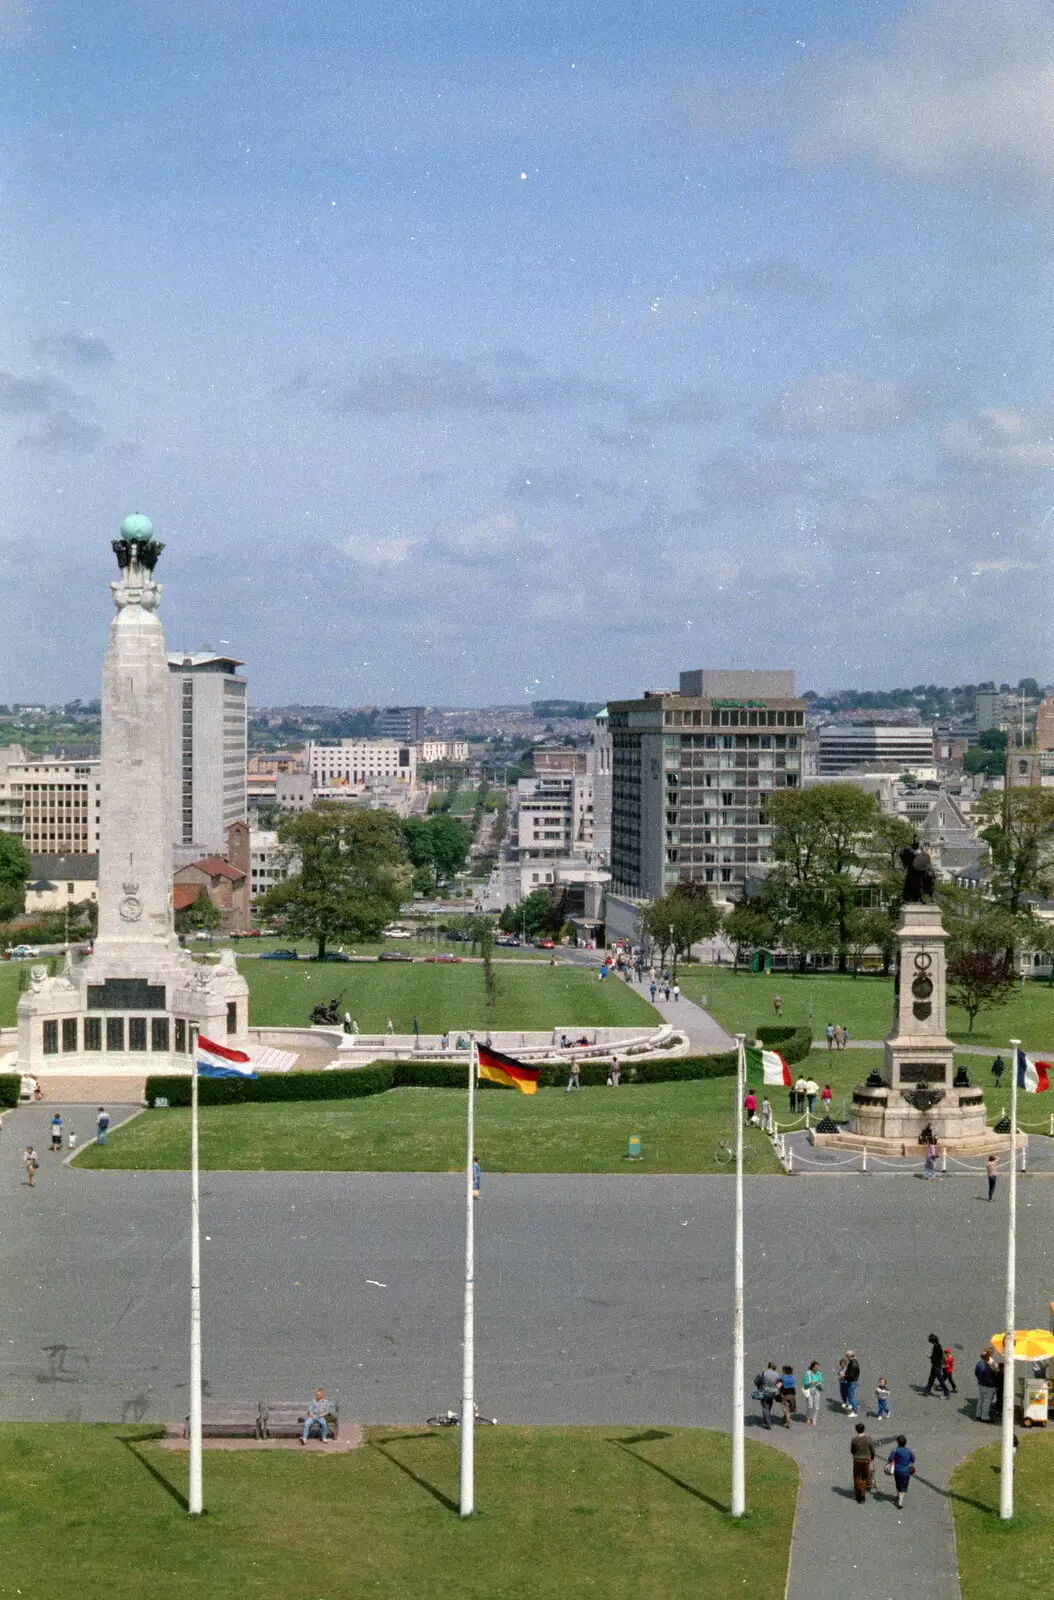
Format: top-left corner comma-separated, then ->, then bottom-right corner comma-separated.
0,1423 -> 797,1600
240,958 -> 657,1032
75,1078 -> 781,1173
952,1434 -> 1054,1599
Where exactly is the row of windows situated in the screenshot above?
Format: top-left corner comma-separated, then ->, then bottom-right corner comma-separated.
44,1015 -> 188,1055
663,708 -> 805,728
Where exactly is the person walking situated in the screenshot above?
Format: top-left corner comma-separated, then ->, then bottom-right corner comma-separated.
821,1083 -> 833,1118
942,1347 -> 958,1394
838,1355 -> 850,1411
793,1075 -> 807,1114
825,1022 -> 835,1051
922,1141 -> 938,1179
833,1024 -> 844,1051
875,1377 -> 891,1420
759,1361 -> 781,1430
760,1095 -> 772,1133
778,1365 -> 797,1428
566,1057 -> 581,1092
773,993 -> 782,1016
844,1351 -> 861,1415
649,980 -> 657,1003
840,1023 -> 850,1050
609,1055 -> 620,1088
850,1422 -> 876,1503
22,1146 -> 39,1187
671,982 -> 680,1002
924,1333 -> 951,1396
744,1089 -> 758,1126
663,982 -> 671,1002
343,1011 -> 352,1034
975,1349 -> 997,1421
803,1077 -> 819,1115
885,1435 -> 916,1509
991,1054 -> 1005,1088
49,1113 -> 63,1153
986,1152 -> 998,1201
96,1107 -> 110,1146
385,1019 -> 394,1036
802,1361 -> 823,1425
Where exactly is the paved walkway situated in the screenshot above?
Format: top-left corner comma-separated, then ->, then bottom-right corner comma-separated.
621,970 -> 737,1053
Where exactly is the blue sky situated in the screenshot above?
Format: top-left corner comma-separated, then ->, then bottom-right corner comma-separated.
2,0 -> 1052,704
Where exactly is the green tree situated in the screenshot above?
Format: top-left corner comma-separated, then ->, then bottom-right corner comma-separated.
974,787 -> 1054,913
0,830 -> 30,922
947,951 -> 1017,1034
641,887 -> 721,976
498,891 -> 558,941
722,905 -> 778,972
402,814 -> 472,893
766,786 -> 882,972
259,806 -> 410,959
176,892 -> 223,936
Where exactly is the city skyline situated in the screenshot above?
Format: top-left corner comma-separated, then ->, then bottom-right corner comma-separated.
2,0 -> 1052,702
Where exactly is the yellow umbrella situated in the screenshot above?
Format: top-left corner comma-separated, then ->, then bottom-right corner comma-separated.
991,1330 -> 1054,1361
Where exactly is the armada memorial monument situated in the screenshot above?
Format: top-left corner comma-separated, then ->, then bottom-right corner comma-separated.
15,516 -> 248,1076
812,844 -> 1011,1156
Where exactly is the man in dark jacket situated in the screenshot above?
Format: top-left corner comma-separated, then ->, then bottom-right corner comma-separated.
844,1352 -> 861,1416
924,1333 -> 951,1396
850,1423 -> 876,1502
975,1350 -> 997,1421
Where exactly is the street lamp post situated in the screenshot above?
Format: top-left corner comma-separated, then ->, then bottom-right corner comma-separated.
1000,1038 -> 1021,1521
731,1032 -> 746,1517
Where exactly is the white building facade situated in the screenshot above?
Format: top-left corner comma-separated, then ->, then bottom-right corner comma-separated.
169,653 -> 248,864
307,739 -> 416,787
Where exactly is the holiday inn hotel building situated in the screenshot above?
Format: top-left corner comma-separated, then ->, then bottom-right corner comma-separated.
608,670 -> 806,902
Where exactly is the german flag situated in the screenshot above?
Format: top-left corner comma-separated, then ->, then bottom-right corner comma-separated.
477,1042 -> 541,1095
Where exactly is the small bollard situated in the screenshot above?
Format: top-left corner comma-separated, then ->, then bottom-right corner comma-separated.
941,1149 -> 947,1174
1021,1143 -> 1028,1173
626,1133 -> 643,1161
805,1109 -> 811,1130
786,1147 -> 794,1173
861,1146 -> 868,1173
1049,1113 -> 1053,1138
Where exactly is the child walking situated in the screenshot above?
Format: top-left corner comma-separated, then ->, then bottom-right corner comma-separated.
875,1377 -> 891,1419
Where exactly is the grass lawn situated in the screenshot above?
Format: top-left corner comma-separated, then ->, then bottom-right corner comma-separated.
0,1423 -> 797,1600
952,1434 -> 1054,1599
0,959 -> 27,1027
240,958 -> 657,1032
206,934 -> 548,961
678,967 -> 1054,1051
75,1079 -> 782,1173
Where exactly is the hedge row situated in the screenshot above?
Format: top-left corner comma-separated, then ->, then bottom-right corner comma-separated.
144,1050 -> 741,1107
0,1073 -> 20,1109
755,1024 -> 813,1064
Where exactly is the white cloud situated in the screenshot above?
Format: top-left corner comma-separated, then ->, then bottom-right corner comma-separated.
339,536 -> 417,570
434,510 -> 521,558
941,407 -> 1054,473
763,372 -> 913,434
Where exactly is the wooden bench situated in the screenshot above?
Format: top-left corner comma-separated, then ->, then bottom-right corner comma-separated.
262,1400 -> 339,1441
183,1402 -> 263,1439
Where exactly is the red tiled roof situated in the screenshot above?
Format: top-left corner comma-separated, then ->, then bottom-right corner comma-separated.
173,884 -> 203,911
187,855 -> 245,881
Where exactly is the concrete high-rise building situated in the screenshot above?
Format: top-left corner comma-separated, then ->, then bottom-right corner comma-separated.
817,724 -> 936,777
306,739 -> 416,787
590,708 -> 612,861
0,747 -> 101,853
1035,698 -> 1054,752
379,705 -> 426,742
608,669 -> 806,901
168,653 -> 248,863
975,690 -> 1002,732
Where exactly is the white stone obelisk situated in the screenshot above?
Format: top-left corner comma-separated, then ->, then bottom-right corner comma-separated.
93,514 -> 183,972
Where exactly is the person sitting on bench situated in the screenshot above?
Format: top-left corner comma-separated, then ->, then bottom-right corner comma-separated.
301,1389 -> 330,1444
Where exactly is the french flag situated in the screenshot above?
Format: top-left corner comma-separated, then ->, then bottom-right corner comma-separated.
1017,1048 -> 1051,1094
197,1035 -> 259,1080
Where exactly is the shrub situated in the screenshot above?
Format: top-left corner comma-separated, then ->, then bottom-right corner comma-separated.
144,1064 -> 395,1107
0,1073 -> 20,1108
755,1024 -> 813,1064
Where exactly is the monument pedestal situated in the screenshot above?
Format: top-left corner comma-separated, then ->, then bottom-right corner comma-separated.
813,901 -> 1010,1155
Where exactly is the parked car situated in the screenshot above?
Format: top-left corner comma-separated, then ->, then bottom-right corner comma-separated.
381,926 -> 413,939
535,938 -> 556,949
378,951 -> 414,962
6,944 -> 40,959
316,952 -> 351,962
426,953 -> 463,963
229,929 -> 262,939
495,935 -> 520,947
260,948 -> 299,961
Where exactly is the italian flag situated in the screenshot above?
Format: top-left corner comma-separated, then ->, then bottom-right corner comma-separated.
746,1045 -> 791,1086
1017,1048 -> 1051,1094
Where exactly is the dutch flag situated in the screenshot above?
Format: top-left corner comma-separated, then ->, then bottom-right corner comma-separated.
1016,1048 -> 1051,1094
197,1035 -> 259,1079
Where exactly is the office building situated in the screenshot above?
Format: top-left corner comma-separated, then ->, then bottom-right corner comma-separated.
419,739 -> 469,763
169,653 -> 248,862
1036,698 -> 1054,752
817,723 -> 936,777
975,690 -> 1002,733
608,668 -> 806,901
306,739 -> 416,788
379,706 -> 426,743
0,746 -> 102,854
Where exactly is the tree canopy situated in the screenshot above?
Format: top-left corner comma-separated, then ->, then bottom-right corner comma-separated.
765,785 -> 883,971
259,806 -> 410,958
402,814 -> 473,893
973,787 -> 1054,914
0,830 -> 31,922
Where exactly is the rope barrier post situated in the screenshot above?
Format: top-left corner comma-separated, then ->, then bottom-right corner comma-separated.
1049,1112 -> 1053,1138
861,1146 -> 868,1173
1021,1142 -> 1027,1173
941,1149 -> 947,1175
805,1108 -> 810,1131
787,1146 -> 793,1174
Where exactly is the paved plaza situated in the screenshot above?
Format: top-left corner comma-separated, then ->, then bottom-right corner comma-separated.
3,1100 -> 1050,1598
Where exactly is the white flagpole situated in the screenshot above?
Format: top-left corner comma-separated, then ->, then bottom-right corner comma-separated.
189,1044 -> 203,1516
731,1032 -> 746,1518
459,1035 -> 476,1517
1000,1037 -> 1021,1521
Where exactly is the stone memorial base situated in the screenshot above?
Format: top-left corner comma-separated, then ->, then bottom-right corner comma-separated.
812,1083 -> 1014,1156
